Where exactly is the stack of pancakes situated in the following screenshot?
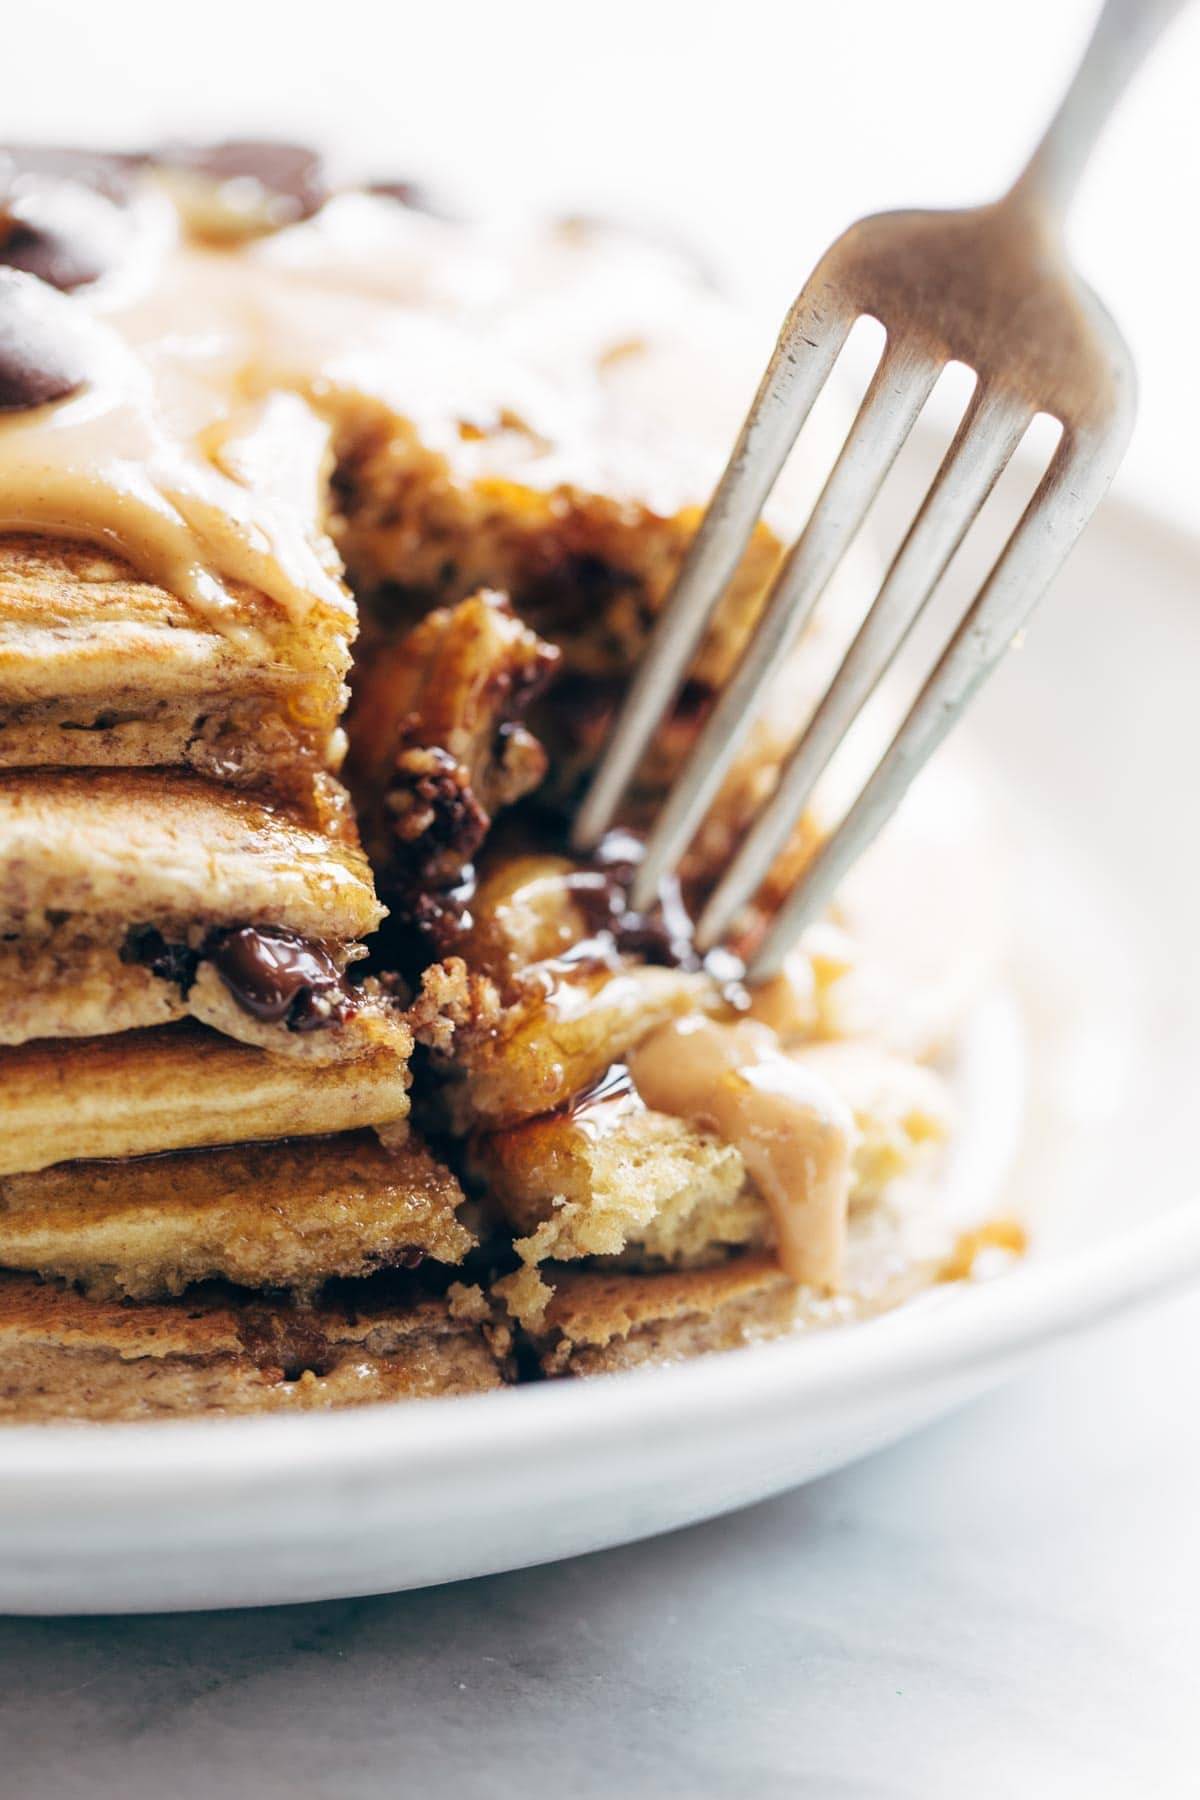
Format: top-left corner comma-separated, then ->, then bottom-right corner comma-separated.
0,142 -> 1014,1420
0,532 -> 512,1418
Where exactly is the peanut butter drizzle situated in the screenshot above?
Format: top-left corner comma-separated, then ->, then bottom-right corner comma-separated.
0,181 -> 734,641
627,1015 -> 854,1289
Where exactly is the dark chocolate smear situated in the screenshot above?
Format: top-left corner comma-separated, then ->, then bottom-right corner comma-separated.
0,268 -> 93,410
564,828 -> 697,969
372,862 -> 479,975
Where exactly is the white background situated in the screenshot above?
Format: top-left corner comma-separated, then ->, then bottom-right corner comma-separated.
12,0 -> 1200,525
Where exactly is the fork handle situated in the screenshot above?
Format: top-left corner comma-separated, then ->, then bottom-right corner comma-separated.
1009,0 -> 1191,222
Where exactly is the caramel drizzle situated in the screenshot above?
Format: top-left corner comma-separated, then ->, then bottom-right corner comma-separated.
0,175 -> 724,639
627,1016 -> 854,1289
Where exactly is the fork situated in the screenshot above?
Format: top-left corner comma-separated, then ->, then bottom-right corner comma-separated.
572,0 -> 1186,981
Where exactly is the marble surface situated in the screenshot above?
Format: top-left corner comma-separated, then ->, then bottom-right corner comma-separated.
2,1289 -> 1196,1799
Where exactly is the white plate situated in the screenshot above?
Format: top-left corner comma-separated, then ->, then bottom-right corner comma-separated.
1,493 -> 1197,1616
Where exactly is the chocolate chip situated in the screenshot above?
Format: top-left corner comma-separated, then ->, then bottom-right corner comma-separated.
121,926 -> 201,990
385,747 -> 490,869
376,862 -> 478,966
0,181 -> 130,291
0,268 -> 93,411
206,925 -> 357,1032
124,920 -> 359,1032
154,139 -> 328,233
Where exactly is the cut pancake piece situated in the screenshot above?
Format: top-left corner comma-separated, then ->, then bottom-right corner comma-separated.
0,769 -> 403,1060
475,1044 -> 952,1280
513,1224 -> 1024,1377
335,388 -> 784,696
0,536 -> 352,812
418,951 -> 713,1132
514,1257 -> 831,1375
0,1023 -> 411,1177
347,589 -> 559,951
311,197 -> 797,660
0,1131 -> 472,1299
0,1273 -> 507,1421
473,1078 -> 765,1270
411,851 -> 717,1129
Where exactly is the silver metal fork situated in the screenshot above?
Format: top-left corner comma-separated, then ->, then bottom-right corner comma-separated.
572,0 -> 1187,980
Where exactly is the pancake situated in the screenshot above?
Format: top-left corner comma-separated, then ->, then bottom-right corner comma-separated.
405,850 -> 717,1129
511,1223 -> 1025,1378
474,1086 -> 764,1269
337,417 -> 784,690
473,1044 -> 950,1270
417,950 -> 715,1134
0,1272 -> 508,1421
0,769 -> 405,1060
513,1256 -> 830,1376
0,1023 -> 411,1177
0,535 -> 352,811
0,1130 -> 472,1299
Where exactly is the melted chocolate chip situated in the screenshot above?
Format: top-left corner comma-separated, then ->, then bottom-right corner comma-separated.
121,926 -> 200,990
0,182 -> 128,291
375,742 -> 491,966
381,862 -> 479,968
564,829 -> 697,969
125,920 -> 358,1033
560,829 -> 750,1005
206,926 -> 356,1032
0,268 -> 93,410
154,139 -> 328,224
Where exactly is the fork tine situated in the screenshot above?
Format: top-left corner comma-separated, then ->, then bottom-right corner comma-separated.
694,384 -> 1032,950
628,338 -> 940,911
747,422 -> 1128,981
570,289 -> 854,852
